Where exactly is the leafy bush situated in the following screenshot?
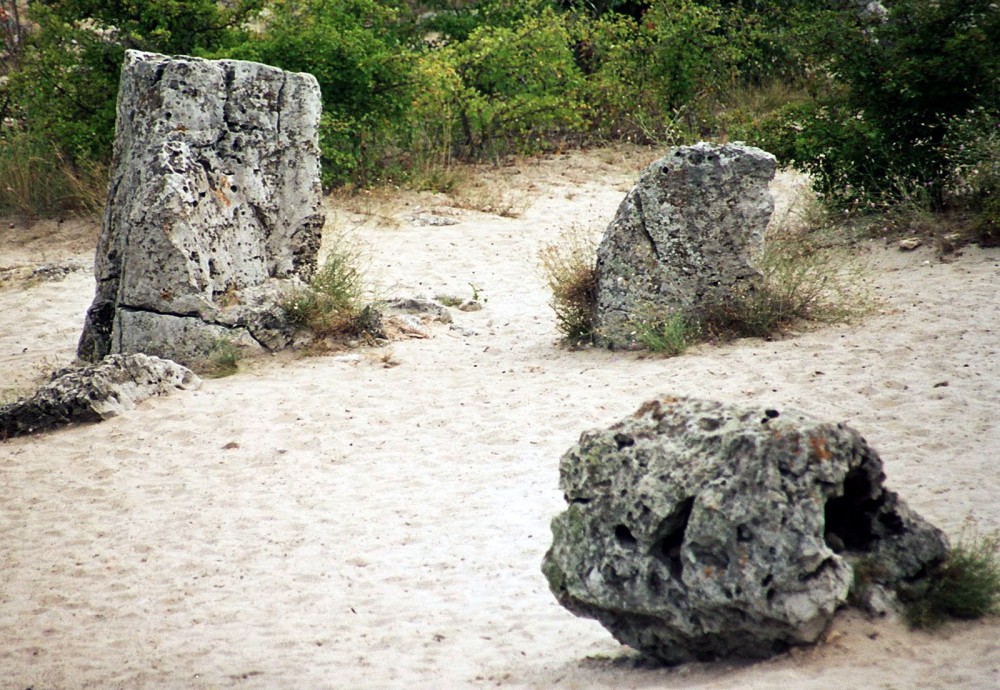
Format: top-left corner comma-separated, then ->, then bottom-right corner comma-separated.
222,0 -> 414,187
759,0 -> 1000,210
411,4 -> 587,163
942,108 -> 1000,246
905,534 -> 1000,629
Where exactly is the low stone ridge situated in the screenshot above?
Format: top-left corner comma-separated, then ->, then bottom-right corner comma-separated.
593,142 -> 776,349
0,354 -> 200,439
78,50 -> 325,367
542,396 -> 948,664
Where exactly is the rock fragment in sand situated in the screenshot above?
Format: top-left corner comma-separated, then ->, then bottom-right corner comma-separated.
385,296 -> 453,324
0,354 -> 200,439
542,396 -> 948,664
593,143 -> 776,349
78,50 -> 324,367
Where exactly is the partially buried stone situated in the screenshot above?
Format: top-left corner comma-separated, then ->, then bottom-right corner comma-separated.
0,354 -> 200,439
542,396 -> 947,664
78,50 -> 325,366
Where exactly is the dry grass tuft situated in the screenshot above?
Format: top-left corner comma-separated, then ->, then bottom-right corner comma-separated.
539,225 -> 599,344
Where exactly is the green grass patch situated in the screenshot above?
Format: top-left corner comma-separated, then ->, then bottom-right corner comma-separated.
905,534 -> 1000,629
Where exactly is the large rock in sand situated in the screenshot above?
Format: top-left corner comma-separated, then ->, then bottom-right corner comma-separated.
0,354 -> 200,439
78,50 -> 324,366
542,396 -> 948,664
593,143 -> 776,349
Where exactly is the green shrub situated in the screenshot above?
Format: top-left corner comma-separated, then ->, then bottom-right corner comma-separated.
411,5 -> 587,163
942,108 -> 1000,246
282,241 -> 372,339
761,0 -> 1000,209
630,310 -> 699,356
905,534 -> 1000,629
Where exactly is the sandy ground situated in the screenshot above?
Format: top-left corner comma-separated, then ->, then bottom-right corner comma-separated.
1,148 -> 998,689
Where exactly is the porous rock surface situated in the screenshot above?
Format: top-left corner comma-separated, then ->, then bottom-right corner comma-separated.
78,50 -> 324,366
542,396 -> 948,664
593,143 -> 776,349
0,354 -> 200,439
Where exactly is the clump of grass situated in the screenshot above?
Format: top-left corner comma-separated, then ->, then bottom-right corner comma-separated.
434,293 -> 463,308
282,239 -> 380,341
702,217 -> 872,340
630,310 -> 700,356
539,226 -> 598,344
904,534 -> 1000,629
0,134 -> 106,218
202,338 -> 242,379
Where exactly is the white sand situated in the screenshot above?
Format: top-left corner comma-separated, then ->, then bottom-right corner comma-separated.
1,149 -> 998,689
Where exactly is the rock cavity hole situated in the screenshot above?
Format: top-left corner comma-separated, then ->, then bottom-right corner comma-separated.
824,467 -> 888,553
652,496 -> 695,580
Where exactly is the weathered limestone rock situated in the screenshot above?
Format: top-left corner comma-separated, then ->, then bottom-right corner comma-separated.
593,143 -> 776,349
78,50 -> 324,366
542,396 -> 947,664
0,354 -> 200,439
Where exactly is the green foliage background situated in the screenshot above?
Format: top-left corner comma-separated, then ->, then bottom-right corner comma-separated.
1,0 -> 997,232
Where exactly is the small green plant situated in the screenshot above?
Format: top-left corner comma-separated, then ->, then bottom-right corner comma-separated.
904,533 -> 1000,629
282,240 -> 370,339
539,227 -> 598,343
203,337 -> 242,378
631,310 -> 699,357
434,294 -> 463,308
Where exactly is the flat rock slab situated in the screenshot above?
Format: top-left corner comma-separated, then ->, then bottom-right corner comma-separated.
593,143 -> 776,349
1,354 -> 200,439
78,50 -> 324,366
542,396 -> 947,664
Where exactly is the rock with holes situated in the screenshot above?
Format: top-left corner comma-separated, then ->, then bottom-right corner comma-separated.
593,143 -> 776,349
78,50 -> 324,367
0,354 -> 200,439
542,396 -> 947,664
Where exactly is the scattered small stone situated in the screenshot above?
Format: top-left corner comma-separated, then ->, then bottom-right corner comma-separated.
384,296 -> 453,323
449,324 -> 479,337
898,237 -> 923,251
408,214 -> 460,227
458,300 -> 483,312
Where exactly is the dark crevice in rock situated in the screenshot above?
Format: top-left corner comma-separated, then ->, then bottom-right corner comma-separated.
632,192 -> 658,260
615,524 -> 638,548
651,496 -> 695,580
118,304 -> 202,320
614,433 -> 635,450
824,467 -> 885,553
